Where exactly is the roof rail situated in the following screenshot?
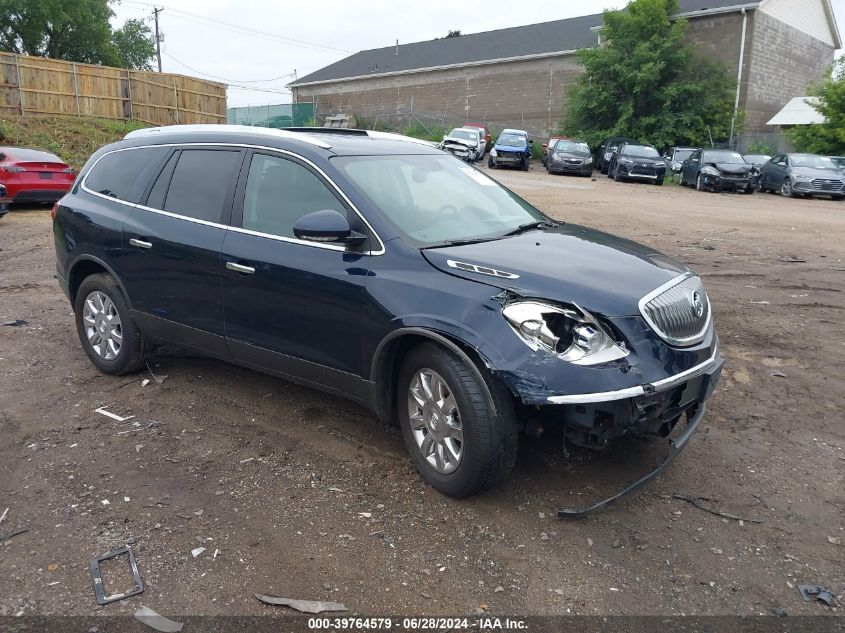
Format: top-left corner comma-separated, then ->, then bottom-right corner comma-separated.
124,124 -> 332,149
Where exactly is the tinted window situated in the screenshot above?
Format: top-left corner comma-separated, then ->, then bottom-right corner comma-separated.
160,150 -> 241,223
674,149 -> 695,162
145,152 -> 177,210
85,147 -> 168,203
241,153 -> 345,238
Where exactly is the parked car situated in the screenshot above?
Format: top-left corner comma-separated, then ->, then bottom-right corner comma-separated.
742,154 -> 771,169
757,153 -> 844,199
488,129 -> 532,170
663,147 -> 698,173
439,127 -> 484,162
541,135 -> 569,167
53,124 -> 724,509
546,139 -> 593,176
464,122 -> 491,153
597,137 -> 639,174
607,143 -> 667,185
0,147 -> 75,204
0,184 -> 9,219
680,149 -> 756,194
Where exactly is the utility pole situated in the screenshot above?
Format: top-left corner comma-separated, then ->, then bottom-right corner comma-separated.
153,7 -> 164,72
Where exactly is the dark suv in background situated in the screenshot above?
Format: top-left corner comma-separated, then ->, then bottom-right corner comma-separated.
53,125 -> 722,513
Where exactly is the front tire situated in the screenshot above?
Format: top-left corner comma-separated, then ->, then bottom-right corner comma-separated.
781,179 -> 797,198
397,343 -> 518,498
74,273 -> 146,375
521,157 -> 529,171
488,157 -> 495,169
696,173 -> 706,192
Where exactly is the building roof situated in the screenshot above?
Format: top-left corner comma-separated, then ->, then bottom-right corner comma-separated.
291,0 -> 760,87
766,97 -> 826,126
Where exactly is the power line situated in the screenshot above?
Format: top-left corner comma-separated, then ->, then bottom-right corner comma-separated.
162,51 -> 292,94
120,0 -> 350,54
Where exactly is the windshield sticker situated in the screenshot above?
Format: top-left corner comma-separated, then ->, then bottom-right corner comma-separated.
460,167 -> 496,186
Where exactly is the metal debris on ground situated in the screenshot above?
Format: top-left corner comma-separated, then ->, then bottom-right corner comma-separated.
671,494 -> 765,524
94,407 -> 135,422
2,319 -> 28,327
254,593 -> 347,614
89,546 -> 144,605
134,606 -> 184,632
141,379 -> 150,387
0,507 -> 8,524
0,528 -> 28,543
145,362 -> 168,385
798,584 -> 836,607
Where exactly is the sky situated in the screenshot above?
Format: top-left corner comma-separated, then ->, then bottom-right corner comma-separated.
112,0 -> 845,108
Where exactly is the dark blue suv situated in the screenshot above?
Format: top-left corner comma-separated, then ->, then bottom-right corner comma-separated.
54,125 -> 723,513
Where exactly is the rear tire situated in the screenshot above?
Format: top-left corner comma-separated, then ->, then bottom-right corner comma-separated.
74,273 -> 146,375
397,343 -> 518,498
656,179 -> 664,186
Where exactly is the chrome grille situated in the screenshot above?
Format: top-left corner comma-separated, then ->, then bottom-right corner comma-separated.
639,274 -> 710,347
811,178 -> 843,191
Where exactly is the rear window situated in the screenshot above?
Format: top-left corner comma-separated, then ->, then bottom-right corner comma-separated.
2,148 -> 63,163
84,147 -> 168,203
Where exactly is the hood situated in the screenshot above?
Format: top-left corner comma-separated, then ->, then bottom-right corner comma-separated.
789,166 -> 843,179
421,224 -> 688,316
553,151 -> 590,160
711,162 -> 753,175
625,157 -> 664,167
441,137 -> 477,149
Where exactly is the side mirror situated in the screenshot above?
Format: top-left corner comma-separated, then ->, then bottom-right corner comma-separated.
442,135 -> 448,141
293,209 -> 366,245
528,139 -> 534,145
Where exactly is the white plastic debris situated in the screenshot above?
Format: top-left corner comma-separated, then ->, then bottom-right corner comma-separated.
191,547 -> 206,558
134,606 -> 184,632
95,407 -> 135,422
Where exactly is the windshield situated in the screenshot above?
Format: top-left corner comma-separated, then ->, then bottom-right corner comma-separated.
702,150 -> 745,164
743,154 -> 769,163
335,154 -> 546,247
791,154 -> 837,169
674,149 -> 695,162
447,129 -> 477,142
555,141 -> 590,155
496,134 -> 525,147
622,145 -> 660,159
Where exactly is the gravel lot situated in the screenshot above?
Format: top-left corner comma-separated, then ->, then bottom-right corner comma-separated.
1,165 -> 843,620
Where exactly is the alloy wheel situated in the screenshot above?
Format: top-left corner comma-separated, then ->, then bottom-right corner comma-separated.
781,180 -> 793,197
407,368 -> 463,474
82,290 -> 123,360
696,173 -> 704,191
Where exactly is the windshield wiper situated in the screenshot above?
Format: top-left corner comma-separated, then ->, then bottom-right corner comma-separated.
501,220 -> 559,237
423,236 -> 505,249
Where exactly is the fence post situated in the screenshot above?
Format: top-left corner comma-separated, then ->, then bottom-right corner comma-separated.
441,104 -> 448,131
72,62 -> 81,116
126,71 -> 134,121
409,95 -> 414,128
14,54 -> 24,115
173,85 -> 180,124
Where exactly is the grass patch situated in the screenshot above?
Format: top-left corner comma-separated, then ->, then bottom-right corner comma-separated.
0,116 -> 147,170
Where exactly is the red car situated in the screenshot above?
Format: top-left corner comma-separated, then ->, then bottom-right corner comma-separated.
0,147 -> 75,204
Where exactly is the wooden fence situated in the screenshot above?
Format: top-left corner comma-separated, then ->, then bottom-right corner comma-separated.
0,52 -> 226,125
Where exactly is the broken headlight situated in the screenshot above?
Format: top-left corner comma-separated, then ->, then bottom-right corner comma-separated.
502,301 -> 629,365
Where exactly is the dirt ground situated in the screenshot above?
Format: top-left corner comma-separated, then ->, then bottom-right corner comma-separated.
1,166 -> 843,621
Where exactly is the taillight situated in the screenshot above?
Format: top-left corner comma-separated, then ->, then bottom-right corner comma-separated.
51,203 -> 59,221
62,167 -> 75,175
2,165 -> 27,173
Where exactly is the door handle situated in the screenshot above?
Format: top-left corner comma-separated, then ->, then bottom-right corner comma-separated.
226,261 -> 255,274
129,238 -> 152,249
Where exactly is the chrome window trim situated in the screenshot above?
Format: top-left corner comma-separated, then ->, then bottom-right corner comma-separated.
79,142 -> 386,256
546,345 -> 721,405
637,272 -> 712,347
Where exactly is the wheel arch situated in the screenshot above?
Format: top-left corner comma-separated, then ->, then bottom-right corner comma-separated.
68,255 -> 131,308
370,327 -> 501,425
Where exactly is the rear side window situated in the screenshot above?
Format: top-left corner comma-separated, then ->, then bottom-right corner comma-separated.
151,149 -> 241,223
85,147 -> 168,203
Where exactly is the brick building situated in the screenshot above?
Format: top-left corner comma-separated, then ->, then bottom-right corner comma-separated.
288,0 -> 841,146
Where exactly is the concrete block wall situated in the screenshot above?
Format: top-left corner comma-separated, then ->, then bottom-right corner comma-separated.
293,55 -> 583,139
745,11 -> 834,132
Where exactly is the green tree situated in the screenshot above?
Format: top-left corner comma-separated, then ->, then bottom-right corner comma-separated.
560,0 -> 736,149
788,57 -> 845,155
111,19 -> 156,71
0,0 -> 155,69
